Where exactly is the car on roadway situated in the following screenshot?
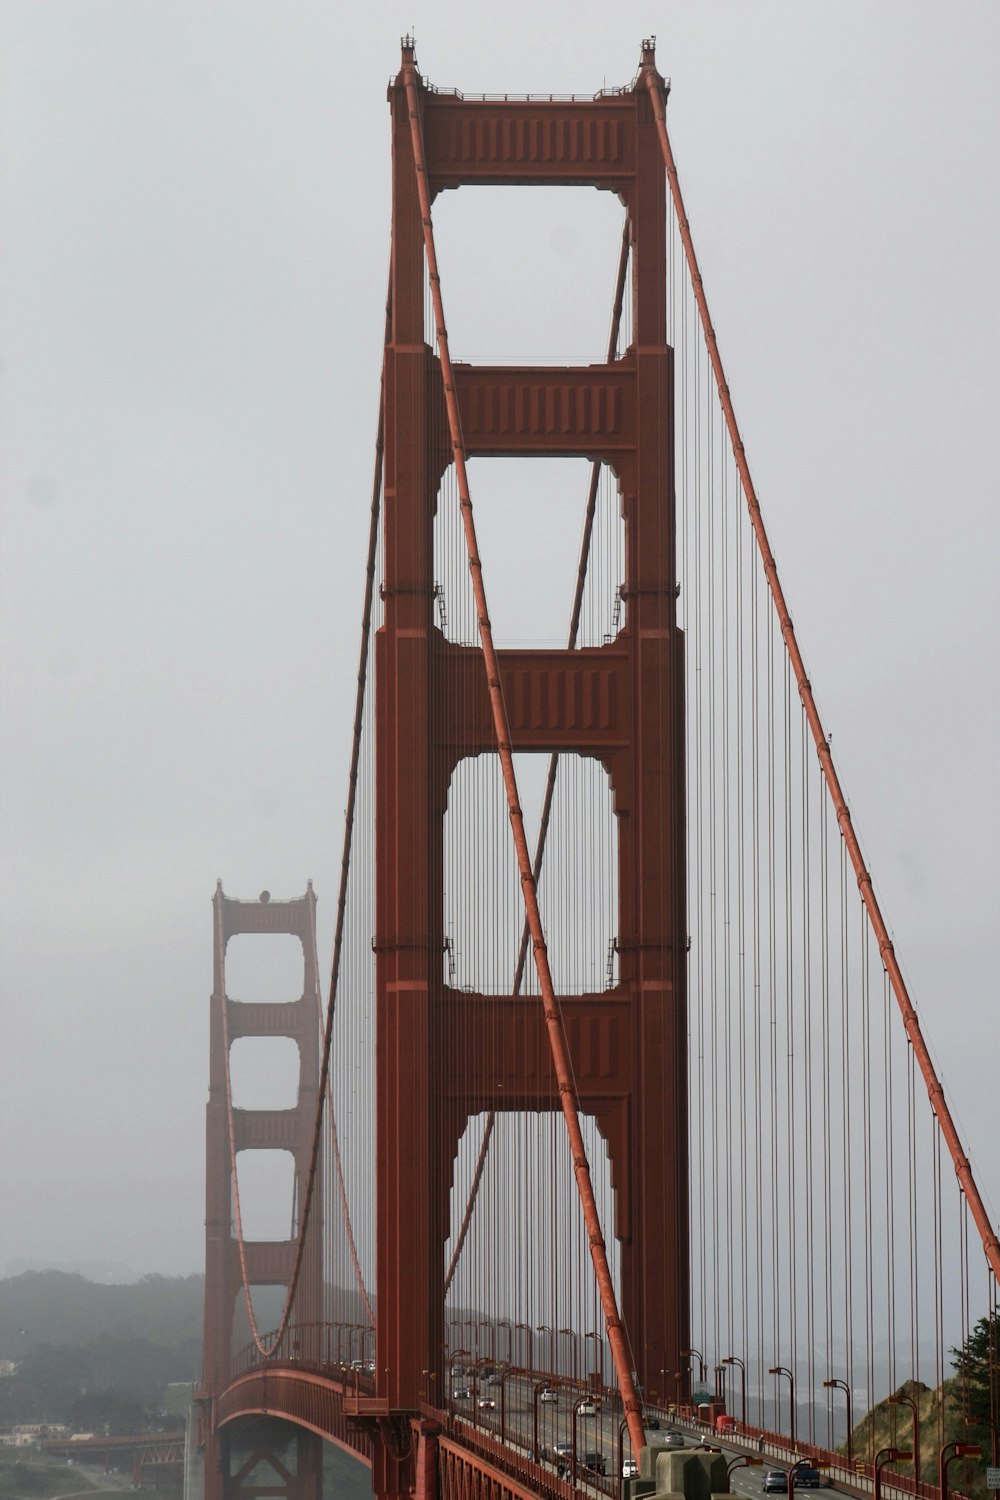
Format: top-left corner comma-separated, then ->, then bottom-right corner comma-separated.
622,1458 -> 640,1479
662,1431 -> 685,1449
763,1471 -> 788,1492
452,1386 -> 472,1400
577,1400 -> 598,1416
477,1396 -> 496,1410
581,1452 -> 607,1476
485,1373 -> 503,1386
539,1387 -> 559,1403
792,1468 -> 822,1489
644,1416 -> 661,1430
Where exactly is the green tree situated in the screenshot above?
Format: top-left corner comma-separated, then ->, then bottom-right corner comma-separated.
950,1312 -> 1000,1431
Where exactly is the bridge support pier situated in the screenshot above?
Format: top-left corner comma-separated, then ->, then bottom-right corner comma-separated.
209,1423 -> 322,1500
413,1421 -> 439,1500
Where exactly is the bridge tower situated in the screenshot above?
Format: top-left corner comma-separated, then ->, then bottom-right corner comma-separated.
202,884 -> 324,1500
374,37 -> 688,1432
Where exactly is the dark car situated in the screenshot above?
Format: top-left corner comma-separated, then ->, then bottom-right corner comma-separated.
662,1432 -> 685,1449
792,1468 -> 822,1489
763,1471 -> 788,1493
581,1452 -> 607,1476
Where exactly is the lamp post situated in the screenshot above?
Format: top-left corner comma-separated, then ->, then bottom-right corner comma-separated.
727,1458 -> 762,1481
585,1331 -> 605,1388
681,1347 -> 706,1383
499,1363 -> 511,1445
478,1319 -> 495,1363
496,1318 -> 513,1365
823,1378 -> 853,1462
531,1380 -> 549,1464
722,1356 -> 747,1428
938,1442 -> 981,1500
618,1417 -> 629,1500
769,1366 -> 796,1446
537,1324 -> 556,1376
515,1321 -> 534,1371
874,1447 -> 912,1500
571,1396 -> 590,1486
888,1393 -> 921,1484
788,1455 -> 814,1500
714,1364 -> 728,1407
559,1327 -> 579,1383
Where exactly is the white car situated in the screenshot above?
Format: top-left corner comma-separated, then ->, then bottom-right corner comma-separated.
577,1400 -> 598,1416
622,1458 -> 639,1479
477,1396 -> 496,1410
539,1387 -> 559,1404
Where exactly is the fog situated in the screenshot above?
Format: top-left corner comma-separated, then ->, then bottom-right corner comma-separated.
1,2 -> 997,1293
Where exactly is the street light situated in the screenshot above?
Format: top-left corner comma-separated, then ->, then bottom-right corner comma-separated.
585,1331 -> 605,1387
498,1362 -> 512,1445
515,1321 -> 534,1371
722,1356 -> 747,1428
787,1456 -> 814,1500
714,1364 -> 728,1407
874,1447 -> 912,1500
681,1347 -> 706,1382
571,1396 -> 591,1486
496,1318 -> 513,1365
938,1442 -> 981,1500
537,1324 -> 556,1376
823,1379 -> 853,1462
769,1366 -> 796,1446
888,1392 -> 921,1484
531,1379 -> 550,1464
559,1327 -> 579,1383
727,1458 -> 762,1480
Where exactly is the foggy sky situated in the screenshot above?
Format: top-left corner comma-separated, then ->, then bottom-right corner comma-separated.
1,2 -> 998,1279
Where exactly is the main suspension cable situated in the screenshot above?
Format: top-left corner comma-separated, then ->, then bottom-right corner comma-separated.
222,288 -> 391,1357
641,58 -> 1000,1284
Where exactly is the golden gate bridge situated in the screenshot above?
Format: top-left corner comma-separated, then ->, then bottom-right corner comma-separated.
196,39 -> 999,1500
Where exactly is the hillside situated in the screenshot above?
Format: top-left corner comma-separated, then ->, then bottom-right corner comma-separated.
0,1272 -> 205,1431
850,1378 -> 990,1500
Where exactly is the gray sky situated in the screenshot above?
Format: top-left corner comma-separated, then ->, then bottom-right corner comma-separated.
1,2 -> 998,1280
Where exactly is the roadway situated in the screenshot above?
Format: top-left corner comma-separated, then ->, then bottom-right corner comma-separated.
451,1377 -> 851,1498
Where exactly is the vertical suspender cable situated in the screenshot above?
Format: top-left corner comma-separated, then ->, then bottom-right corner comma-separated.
641,61 -> 1000,1285
402,58 -> 646,1455
443,224 -> 630,1295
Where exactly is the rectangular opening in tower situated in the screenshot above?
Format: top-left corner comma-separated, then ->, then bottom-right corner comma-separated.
229,1036 -> 301,1111
224,933 -> 305,1001
233,1147 -> 297,1241
443,751 -> 618,996
429,186 -> 628,364
444,1111 -> 620,1368
433,457 -> 624,650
